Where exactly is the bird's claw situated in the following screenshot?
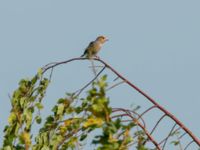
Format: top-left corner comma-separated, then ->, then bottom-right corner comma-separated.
95,56 -> 100,59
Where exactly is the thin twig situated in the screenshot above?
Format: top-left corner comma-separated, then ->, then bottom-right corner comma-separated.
74,66 -> 106,97
106,81 -> 125,91
150,114 -> 166,135
142,115 -> 166,146
88,65 -> 104,68
184,140 -> 194,150
178,132 -> 187,140
140,106 -> 157,118
175,132 -> 183,150
49,67 -> 54,82
113,76 -> 120,81
162,123 -> 177,150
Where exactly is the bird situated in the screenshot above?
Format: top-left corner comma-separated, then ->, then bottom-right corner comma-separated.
81,36 -> 108,58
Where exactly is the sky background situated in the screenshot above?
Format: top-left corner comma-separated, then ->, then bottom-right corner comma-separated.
0,0 -> 200,149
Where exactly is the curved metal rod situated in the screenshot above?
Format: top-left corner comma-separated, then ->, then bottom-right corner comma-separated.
130,115 -> 161,149
184,140 -> 194,150
96,58 -> 200,147
178,132 -> 187,140
150,114 -> 166,135
112,108 -> 146,129
162,123 -> 177,150
140,105 -> 157,118
113,109 -> 162,150
142,114 -> 167,146
41,57 -> 200,147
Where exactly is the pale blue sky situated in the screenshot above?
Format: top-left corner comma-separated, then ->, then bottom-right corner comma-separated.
0,0 -> 200,148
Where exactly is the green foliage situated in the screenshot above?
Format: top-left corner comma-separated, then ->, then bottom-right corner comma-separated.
2,72 -> 49,149
1,73 -> 149,149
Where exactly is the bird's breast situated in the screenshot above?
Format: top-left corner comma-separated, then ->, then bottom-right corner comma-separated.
94,41 -> 102,51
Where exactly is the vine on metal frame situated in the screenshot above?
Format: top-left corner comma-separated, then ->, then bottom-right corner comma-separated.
2,57 -> 200,150
42,57 -> 200,149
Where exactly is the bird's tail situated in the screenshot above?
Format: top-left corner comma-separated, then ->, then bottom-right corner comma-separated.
80,50 -> 87,57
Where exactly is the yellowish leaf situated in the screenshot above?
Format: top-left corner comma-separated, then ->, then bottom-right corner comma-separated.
83,117 -> 103,128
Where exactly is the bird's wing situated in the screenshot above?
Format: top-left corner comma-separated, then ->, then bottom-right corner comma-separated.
87,41 -> 95,49
81,41 -> 94,57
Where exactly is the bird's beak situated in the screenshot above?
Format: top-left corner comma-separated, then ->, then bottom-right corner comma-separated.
105,38 -> 109,42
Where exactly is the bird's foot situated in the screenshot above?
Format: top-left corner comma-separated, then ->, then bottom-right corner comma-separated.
95,55 -> 100,59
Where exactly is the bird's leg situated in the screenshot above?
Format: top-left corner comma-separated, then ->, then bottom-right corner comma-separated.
90,60 -> 98,79
95,55 -> 100,59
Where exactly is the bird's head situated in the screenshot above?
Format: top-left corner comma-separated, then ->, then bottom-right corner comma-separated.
96,36 -> 108,44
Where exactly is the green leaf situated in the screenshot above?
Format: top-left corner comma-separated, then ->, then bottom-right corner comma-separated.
80,134 -> 87,141
31,75 -> 39,85
36,116 -> 42,124
35,102 -> 44,110
37,68 -> 43,77
57,104 -> 64,115
23,109 -> 33,130
57,98 -> 66,104
41,145 -> 50,150
114,118 -> 121,129
3,146 -> 12,150
171,140 -> 180,146
102,74 -> 107,81
20,97 -> 27,108
8,112 -> 17,124
52,106 -> 58,113
46,116 -> 54,123
75,106 -> 82,114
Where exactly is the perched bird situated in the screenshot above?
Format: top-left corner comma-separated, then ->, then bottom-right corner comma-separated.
81,36 -> 108,58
